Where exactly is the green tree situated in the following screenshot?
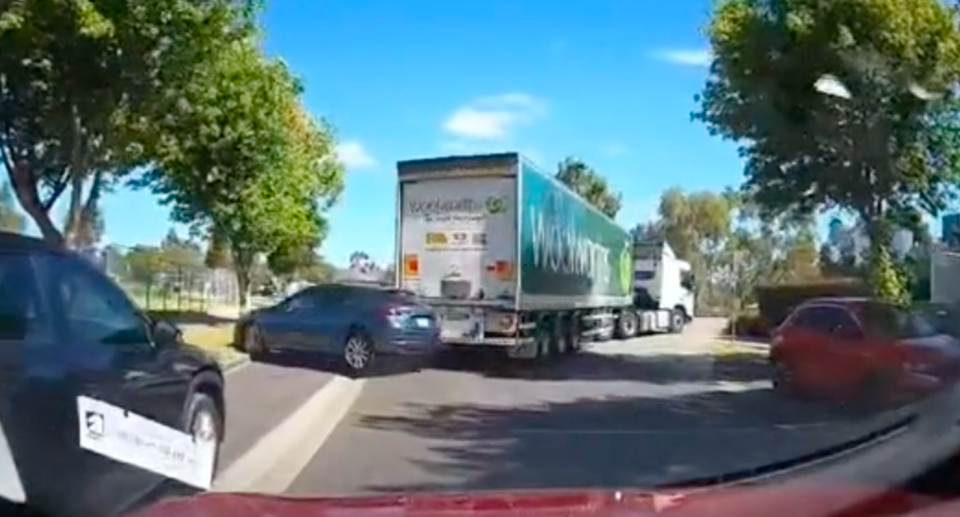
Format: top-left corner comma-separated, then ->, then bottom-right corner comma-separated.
204,229 -> 233,269
0,183 -> 25,233
299,256 -> 334,284
160,229 -> 202,270
696,0 -> 960,301
124,245 -> 168,284
555,157 -> 622,218
268,237 -> 320,280
147,40 -> 344,307
0,0 -> 256,245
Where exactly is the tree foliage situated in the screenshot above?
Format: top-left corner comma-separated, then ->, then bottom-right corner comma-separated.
0,0 -> 256,245
145,38 -> 344,305
696,0 -> 960,301
555,157 -> 622,218
204,229 -> 232,269
0,183 -> 24,233
638,187 -> 822,313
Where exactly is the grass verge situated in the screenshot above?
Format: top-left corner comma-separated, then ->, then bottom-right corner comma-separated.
709,339 -> 769,358
179,324 -> 248,371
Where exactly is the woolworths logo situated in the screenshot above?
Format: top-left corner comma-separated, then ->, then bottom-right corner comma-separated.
485,196 -> 507,214
408,195 -> 509,217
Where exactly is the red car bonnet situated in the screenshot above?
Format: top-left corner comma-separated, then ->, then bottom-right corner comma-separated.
127,484 -> 944,517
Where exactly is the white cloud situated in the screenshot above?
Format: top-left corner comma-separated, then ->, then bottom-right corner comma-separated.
652,48 -> 712,67
442,93 -> 547,141
336,141 -> 377,169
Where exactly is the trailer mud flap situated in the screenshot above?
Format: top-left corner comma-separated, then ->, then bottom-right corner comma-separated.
439,309 -> 481,340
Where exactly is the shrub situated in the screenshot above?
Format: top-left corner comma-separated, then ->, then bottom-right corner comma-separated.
756,279 -> 869,326
724,313 -> 773,338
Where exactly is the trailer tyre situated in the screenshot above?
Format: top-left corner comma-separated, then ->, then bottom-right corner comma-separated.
565,313 -> 582,354
615,311 -> 638,340
549,317 -> 565,356
534,318 -> 552,359
669,309 -> 686,334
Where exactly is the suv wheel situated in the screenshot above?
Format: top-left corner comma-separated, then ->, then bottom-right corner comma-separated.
343,332 -> 375,374
772,359 -> 799,395
184,392 -> 223,477
243,324 -> 268,358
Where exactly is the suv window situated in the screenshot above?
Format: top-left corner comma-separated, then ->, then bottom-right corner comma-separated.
40,253 -> 147,345
283,285 -> 349,309
284,290 -> 318,310
861,303 -> 938,339
0,251 -> 48,341
818,306 -> 863,338
789,305 -> 862,336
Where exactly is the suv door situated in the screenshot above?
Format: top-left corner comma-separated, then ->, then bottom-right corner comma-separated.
293,285 -> 350,351
259,290 -> 321,350
34,251 -> 185,516
815,306 -> 867,391
780,306 -> 832,388
0,249 -> 62,513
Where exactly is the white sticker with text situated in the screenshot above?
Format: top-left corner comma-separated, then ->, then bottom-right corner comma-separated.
77,396 -> 215,490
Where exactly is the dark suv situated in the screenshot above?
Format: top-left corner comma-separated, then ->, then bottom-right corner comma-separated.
0,232 -> 226,517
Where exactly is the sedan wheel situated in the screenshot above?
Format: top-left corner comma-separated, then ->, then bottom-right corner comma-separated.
343,333 -> 374,373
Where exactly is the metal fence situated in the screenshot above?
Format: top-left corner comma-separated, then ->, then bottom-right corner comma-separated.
110,262 -> 240,312
930,245 -> 960,306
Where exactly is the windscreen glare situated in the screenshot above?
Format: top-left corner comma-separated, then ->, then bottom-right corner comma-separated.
10,0 -> 960,515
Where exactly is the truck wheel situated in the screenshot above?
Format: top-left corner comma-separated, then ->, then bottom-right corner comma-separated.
669,309 -> 686,334
549,317 -> 564,356
565,314 -> 582,354
534,319 -> 552,359
615,311 -> 638,340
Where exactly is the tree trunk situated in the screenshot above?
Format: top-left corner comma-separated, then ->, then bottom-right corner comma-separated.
232,247 -> 254,313
63,173 -> 85,248
7,162 -> 64,245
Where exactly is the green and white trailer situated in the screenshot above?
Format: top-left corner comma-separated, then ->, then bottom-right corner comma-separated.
395,152 -> 675,359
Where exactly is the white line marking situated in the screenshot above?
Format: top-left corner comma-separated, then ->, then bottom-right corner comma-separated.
224,359 -> 250,376
213,375 -> 365,493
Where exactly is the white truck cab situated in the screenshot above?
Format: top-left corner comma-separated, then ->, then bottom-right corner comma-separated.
633,240 -> 695,323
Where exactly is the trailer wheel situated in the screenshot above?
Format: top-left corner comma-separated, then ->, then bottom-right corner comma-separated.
615,311 -> 638,340
534,317 -> 552,359
548,316 -> 567,356
565,313 -> 582,354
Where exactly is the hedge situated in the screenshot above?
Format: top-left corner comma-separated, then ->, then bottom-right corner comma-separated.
755,279 -> 869,327
724,313 -> 772,338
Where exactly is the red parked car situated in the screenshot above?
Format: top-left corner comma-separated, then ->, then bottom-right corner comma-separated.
770,297 -> 960,403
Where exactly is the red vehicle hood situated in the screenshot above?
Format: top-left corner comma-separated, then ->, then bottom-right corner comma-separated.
127,484 -> 957,517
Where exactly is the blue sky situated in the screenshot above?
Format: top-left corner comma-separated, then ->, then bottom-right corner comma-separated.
38,1 -> 749,265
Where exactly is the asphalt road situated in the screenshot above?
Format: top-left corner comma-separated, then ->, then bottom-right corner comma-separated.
219,360 -> 337,469
282,331 -> 906,496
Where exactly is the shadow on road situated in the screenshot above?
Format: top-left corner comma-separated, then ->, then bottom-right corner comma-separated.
712,352 -> 771,383
252,350 -> 425,378
429,348 -> 760,385
146,309 -> 236,325
355,386 -> 904,494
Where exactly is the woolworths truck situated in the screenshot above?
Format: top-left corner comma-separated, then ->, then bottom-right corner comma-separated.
395,152 -> 687,359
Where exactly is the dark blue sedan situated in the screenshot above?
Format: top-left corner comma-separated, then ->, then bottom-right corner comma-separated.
235,283 -> 440,374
